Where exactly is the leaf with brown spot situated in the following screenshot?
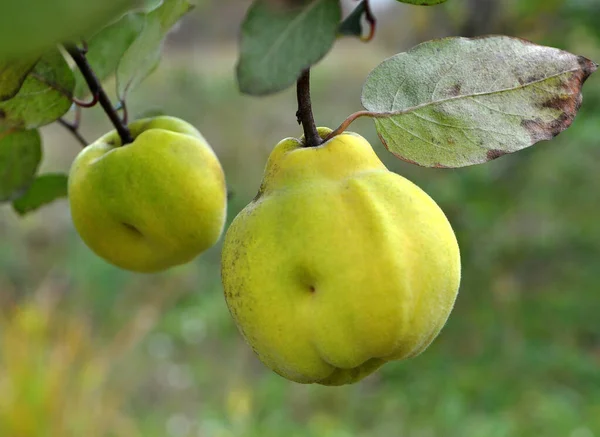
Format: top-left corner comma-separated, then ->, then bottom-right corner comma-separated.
361,36 -> 597,168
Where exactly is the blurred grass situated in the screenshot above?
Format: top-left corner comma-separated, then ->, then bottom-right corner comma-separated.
2,1 -> 600,436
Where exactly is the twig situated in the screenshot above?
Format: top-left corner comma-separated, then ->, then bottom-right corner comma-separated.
119,99 -> 129,125
73,94 -> 99,108
58,118 -> 88,147
64,43 -> 133,145
296,69 -> 322,148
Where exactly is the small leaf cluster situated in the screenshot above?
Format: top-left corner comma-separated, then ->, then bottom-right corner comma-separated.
0,0 -> 193,215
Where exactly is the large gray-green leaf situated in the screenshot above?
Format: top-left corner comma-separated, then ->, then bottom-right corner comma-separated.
361,36 -> 597,168
116,0 -> 194,99
0,0 -> 139,61
0,50 -> 75,132
237,0 -> 342,95
0,59 -> 38,101
12,173 -> 68,215
0,129 -> 42,201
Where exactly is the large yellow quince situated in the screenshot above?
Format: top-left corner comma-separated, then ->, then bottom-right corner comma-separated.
69,116 -> 227,273
221,128 -> 460,386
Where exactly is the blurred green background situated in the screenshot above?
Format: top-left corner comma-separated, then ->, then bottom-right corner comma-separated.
1,0 -> 600,436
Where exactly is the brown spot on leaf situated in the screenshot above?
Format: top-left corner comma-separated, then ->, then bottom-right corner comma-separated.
449,83 -> 462,97
0,109 -> 5,119
522,57 -> 596,144
486,149 -> 507,161
525,74 -> 545,84
578,56 -> 598,81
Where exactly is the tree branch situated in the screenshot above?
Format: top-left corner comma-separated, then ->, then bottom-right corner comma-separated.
64,43 -> 134,145
296,69 -> 322,148
58,118 -> 88,148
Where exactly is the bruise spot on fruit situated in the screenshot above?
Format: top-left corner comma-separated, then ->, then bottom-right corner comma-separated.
122,222 -> 143,237
433,162 -> 449,169
486,149 -> 507,161
308,285 -> 316,293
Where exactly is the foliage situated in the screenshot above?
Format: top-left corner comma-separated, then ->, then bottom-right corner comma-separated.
0,0 -> 599,435
0,0 -> 195,215
361,36 -> 595,167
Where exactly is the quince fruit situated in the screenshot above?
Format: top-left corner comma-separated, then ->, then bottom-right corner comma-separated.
69,116 -> 226,273
221,128 -> 460,385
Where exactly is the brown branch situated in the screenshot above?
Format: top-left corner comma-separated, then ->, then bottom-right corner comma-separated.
64,43 -> 133,145
296,69 -> 322,148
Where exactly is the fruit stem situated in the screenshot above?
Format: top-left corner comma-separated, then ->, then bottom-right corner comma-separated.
296,69 -> 322,148
323,110 -> 376,142
64,43 -> 134,146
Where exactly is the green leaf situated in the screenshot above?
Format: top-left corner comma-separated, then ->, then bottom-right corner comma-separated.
338,1 -> 366,38
237,0 -> 342,96
116,0 -> 194,99
141,0 -> 165,12
0,50 -> 75,132
74,13 -> 146,98
0,129 -> 42,202
12,173 -> 68,215
0,58 -> 38,101
361,36 -> 597,168
0,0 -> 139,61
395,0 -> 447,5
